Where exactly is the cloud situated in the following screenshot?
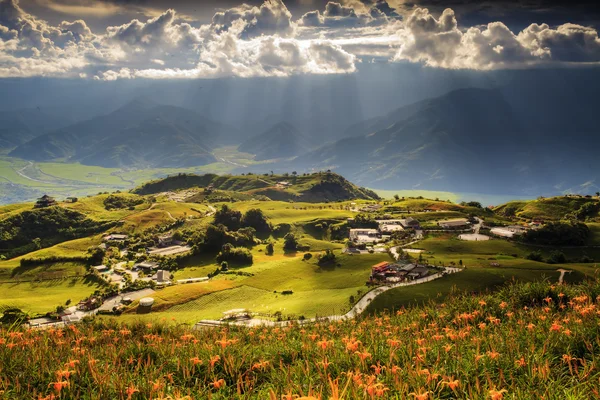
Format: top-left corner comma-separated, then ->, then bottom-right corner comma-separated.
1,0 -> 599,79
299,1 -> 396,28
394,7 -> 600,69
212,0 -> 295,39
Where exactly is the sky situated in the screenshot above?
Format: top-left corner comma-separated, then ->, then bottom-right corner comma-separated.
1,0 -> 599,80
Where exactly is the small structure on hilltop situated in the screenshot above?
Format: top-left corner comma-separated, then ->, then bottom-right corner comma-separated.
65,197 -> 78,203
34,194 -> 57,208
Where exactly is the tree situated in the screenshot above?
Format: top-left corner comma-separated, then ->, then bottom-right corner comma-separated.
265,242 -> 274,255
317,249 -> 336,266
525,250 -> 544,262
220,261 -> 229,271
547,251 -> 567,264
393,194 -> 400,201
214,205 -> 242,231
283,233 -> 298,252
241,209 -> 271,233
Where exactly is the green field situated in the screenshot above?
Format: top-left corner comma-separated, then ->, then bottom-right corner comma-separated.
0,277 -> 99,314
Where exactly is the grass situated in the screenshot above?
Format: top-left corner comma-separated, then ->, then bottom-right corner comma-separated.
366,267 -> 586,312
2,278 -> 600,398
229,201 -> 353,225
0,277 -> 99,314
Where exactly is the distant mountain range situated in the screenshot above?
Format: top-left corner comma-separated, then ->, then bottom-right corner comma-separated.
238,122 -> 310,161
9,99 -> 238,168
4,70 -> 600,197
0,108 -> 67,148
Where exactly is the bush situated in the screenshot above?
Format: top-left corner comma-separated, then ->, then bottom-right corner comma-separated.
521,222 -> 590,246
241,209 -> 271,233
303,253 -> 312,261
525,250 -> 544,262
214,205 -> 242,231
216,246 -> 253,266
103,194 -> 144,210
547,251 -> 567,264
283,233 -> 298,252
265,242 -> 274,255
317,249 -> 336,266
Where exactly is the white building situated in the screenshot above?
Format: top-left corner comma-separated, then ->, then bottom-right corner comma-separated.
349,228 -> 379,243
491,226 -> 526,238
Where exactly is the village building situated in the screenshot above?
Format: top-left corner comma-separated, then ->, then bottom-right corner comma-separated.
370,262 -> 431,283
155,270 -> 171,284
158,234 -> 174,248
65,197 -> 78,203
92,265 -> 109,273
400,217 -> 420,229
349,228 -> 380,243
376,219 -> 405,232
133,261 -> 159,272
438,218 -> 470,229
491,226 -> 527,238
103,233 -> 128,242
34,194 -> 57,208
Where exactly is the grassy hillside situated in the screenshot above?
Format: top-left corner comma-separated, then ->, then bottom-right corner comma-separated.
494,195 -> 600,221
134,172 -> 380,203
2,278 -> 600,398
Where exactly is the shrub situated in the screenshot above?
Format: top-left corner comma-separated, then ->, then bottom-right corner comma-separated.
525,251 -> 544,262
265,242 -> 274,255
216,246 -> 253,266
283,233 -> 298,252
303,253 -> 312,261
317,249 -> 336,266
547,251 -> 567,264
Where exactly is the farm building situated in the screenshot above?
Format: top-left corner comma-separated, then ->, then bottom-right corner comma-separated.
134,261 -> 159,272
349,228 -> 379,243
491,226 -> 527,238
65,197 -> 78,203
103,234 -> 128,242
370,262 -> 431,283
376,220 -> 405,232
438,219 -> 470,229
34,194 -> 57,208
92,265 -> 109,273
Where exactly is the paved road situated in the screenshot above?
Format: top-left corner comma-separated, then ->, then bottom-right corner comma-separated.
98,288 -> 155,312
194,267 -> 462,329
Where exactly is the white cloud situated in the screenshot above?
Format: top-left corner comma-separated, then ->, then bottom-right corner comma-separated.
394,7 -> 600,69
0,0 -> 599,79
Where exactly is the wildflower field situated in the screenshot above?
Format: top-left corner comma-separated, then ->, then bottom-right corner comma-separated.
1,279 -> 600,399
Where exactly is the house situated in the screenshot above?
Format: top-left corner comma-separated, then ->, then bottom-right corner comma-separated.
400,217 -> 420,229
92,265 -> 109,273
376,219 -> 405,232
65,197 -> 78,203
133,261 -> 159,272
359,204 -> 383,212
156,270 -> 170,283
158,234 -> 174,248
103,234 -> 128,242
34,194 -> 57,208
349,228 -> 379,243
438,219 -> 470,229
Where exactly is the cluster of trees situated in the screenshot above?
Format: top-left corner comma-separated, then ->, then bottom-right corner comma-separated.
317,249 -> 336,266
521,222 -> 590,246
216,244 -> 253,266
103,194 -> 144,210
0,207 -> 116,259
526,249 -> 593,264
568,201 -> 600,221
214,205 -> 271,234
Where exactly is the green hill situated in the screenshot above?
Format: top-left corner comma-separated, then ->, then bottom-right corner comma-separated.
494,196 -> 600,221
133,172 -> 380,203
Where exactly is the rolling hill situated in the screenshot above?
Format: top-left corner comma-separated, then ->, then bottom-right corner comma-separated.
238,122 -> 310,161
133,172 -> 380,203
9,100 -> 237,168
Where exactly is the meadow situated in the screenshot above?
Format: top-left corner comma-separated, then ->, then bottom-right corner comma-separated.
1,278 -> 599,399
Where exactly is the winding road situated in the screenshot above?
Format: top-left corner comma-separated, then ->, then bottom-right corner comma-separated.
194,267 -> 462,329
